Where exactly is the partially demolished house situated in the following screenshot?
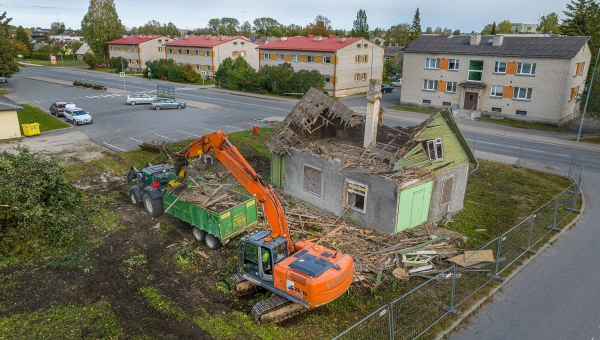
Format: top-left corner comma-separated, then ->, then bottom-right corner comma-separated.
266,85 -> 478,234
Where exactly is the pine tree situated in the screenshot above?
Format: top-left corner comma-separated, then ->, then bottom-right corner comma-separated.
410,8 -> 422,42
561,0 -> 600,40
491,22 -> 496,35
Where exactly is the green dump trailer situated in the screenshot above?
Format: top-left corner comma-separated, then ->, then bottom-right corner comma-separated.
162,180 -> 258,249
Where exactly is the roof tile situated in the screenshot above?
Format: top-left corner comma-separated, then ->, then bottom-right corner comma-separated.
258,36 -> 364,52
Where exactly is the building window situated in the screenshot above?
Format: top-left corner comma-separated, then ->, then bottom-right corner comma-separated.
491,107 -> 502,113
184,49 -> 189,55
233,42 -> 238,45
385,57 -> 391,61
446,81 -> 457,93
323,75 -> 331,83
158,39 -> 162,43
233,51 -> 238,57
468,60 -> 484,81
570,86 -> 580,101
165,39 -> 169,42
442,102 -> 452,106
423,79 -> 438,91
241,51 -> 246,57
513,87 -> 532,100
448,59 -> 459,70
425,58 -> 440,69
494,61 -> 506,73
580,62 -> 585,75
278,54 -> 284,61
169,48 -> 173,54
441,176 -> 454,205
158,47 -> 163,52
355,55 -> 361,63
361,73 -> 367,80
241,42 -> 245,45
490,85 -> 504,97
135,59 -> 138,64
354,74 -> 359,81
345,180 -> 367,213
424,138 -> 443,160
363,54 -> 368,62
196,64 -> 200,70
264,53 -> 270,60
292,54 -> 298,62
516,110 -> 527,115
178,49 -> 182,54
303,165 -> 322,196
206,51 -> 211,56
206,65 -> 211,71
517,62 -> 536,75
364,44 -> 368,48
423,99 -> 432,104
195,50 -> 199,56
177,63 -> 182,66
357,44 -> 361,48
323,56 -> 331,64
307,55 -> 314,63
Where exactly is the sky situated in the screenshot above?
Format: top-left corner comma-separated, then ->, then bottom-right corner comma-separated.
2,0 -> 570,33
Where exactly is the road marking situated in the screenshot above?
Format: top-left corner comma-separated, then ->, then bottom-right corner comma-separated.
103,142 -> 126,151
177,129 -> 201,137
241,122 -> 260,126
197,126 -> 214,132
154,133 -> 177,141
225,125 -> 242,131
129,137 -> 143,143
472,140 -> 570,157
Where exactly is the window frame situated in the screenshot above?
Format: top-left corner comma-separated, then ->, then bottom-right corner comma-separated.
264,53 -> 270,60
516,110 -> 527,115
323,56 -> 331,64
425,58 -> 440,69
345,180 -> 368,214
468,60 -> 484,82
323,75 -> 331,83
517,62 -> 536,75
303,164 -> 322,196
490,85 -> 504,97
307,55 -> 314,63
494,61 -> 507,74
354,73 -> 360,82
424,138 -> 444,161
448,59 -> 459,70
423,99 -> 432,104
277,54 -> 284,61
446,81 -> 457,93
292,54 -> 298,62
491,107 -> 502,113
361,73 -> 367,80
513,87 -> 532,100
423,79 -> 438,91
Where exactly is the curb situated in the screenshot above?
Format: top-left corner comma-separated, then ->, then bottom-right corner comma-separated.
435,187 -> 585,339
208,88 -> 299,104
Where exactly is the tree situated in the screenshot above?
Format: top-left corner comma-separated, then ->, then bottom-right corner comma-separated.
386,23 -> 411,46
453,29 -> 461,35
491,22 -> 496,35
240,21 -> 252,37
138,20 -> 161,35
434,26 -> 442,34
481,23 -> 494,35
221,17 -> 239,36
314,15 -> 332,30
208,18 -> 221,33
15,26 -> 32,53
425,26 -> 433,34
305,20 -> 329,36
253,17 -> 280,37
539,12 -> 560,33
285,24 -> 303,36
0,7 -> 19,77
107,56 -> 127,72
12,41 -> 29,57
410,8 -> 422,42
50,21 -> 65,35
560,0 -> 600,39
161,22 -> 180,37
81,0 -> 124,60
497,20 -> 512,34
352,9 -> 369,38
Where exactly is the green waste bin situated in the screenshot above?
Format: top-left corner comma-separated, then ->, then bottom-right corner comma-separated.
21,123 -> 40,137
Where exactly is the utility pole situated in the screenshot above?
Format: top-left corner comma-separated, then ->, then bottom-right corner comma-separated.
577,47 -> 600,141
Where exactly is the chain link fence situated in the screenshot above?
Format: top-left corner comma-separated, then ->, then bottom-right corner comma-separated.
333,153 -> 584,340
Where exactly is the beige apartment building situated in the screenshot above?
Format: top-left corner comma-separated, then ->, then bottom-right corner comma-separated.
106,35 -> 169,71
164,36 -> 259,78
401,34 -> 591,126
258,35 -> 384,97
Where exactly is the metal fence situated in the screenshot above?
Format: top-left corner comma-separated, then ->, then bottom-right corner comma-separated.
334,154 -> 584,340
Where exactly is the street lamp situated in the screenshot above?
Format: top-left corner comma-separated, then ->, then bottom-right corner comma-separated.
120,53 -> 126,91
131,35 -> 137,75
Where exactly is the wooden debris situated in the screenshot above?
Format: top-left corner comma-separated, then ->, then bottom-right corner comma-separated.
194,249 -> 209,259
392,268 -> 410,281
447,250 -> 495,267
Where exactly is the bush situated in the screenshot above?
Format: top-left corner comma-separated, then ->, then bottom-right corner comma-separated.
30,52 -> 51,61
107,56 -> 126,73
0,148 -> 105,257
83,54 -> 105,70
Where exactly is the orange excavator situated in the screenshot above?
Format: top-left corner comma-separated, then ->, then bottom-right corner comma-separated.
174,131 -> 354,324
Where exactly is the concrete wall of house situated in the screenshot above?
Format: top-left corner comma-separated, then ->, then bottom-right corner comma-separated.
0,111 -> 21,140
283,149 -> 399,234
335,39 -> 384,97
166,46 -> 214,76
402,48 -> 591,126
428,162 -> 469,222
108,38 -> 166,70
139,39 -> 168,69
563,44 -> 592,123
216,38 -> 260,71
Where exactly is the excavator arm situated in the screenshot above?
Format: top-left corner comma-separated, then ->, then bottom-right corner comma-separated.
174,131 -> 295,255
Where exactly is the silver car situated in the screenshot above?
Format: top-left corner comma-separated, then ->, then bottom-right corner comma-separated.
64,107 -> 93,125
126,93 -> 154,105
0,77 -> 7,83
150,98 -> 186,110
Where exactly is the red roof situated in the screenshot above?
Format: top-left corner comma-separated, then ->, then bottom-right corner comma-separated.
164,36 -> 253,48
258,36 -> 363,52
106,35 -> 164,45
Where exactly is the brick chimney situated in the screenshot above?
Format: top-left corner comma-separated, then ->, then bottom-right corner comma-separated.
364,79 -> 382,150
470,34 -> 481,46
308,34 -> 314,39
328,34 -> 335,39
492,35 -> 504,46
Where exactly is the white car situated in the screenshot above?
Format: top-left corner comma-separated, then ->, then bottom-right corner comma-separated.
0,77 -> 7,83
64,107 -> 93,125
126,93 -> 155,105
391,78 -> 402,87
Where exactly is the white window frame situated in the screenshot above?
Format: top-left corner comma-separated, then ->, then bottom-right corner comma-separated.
516,110 -> 527,115
186,49 -> 190,55
517,62 -> 536,75
355,55 -> 360,63
448,59 -> 459,70
354,73 -> 359,81
323,75 -> 331,83
468,60 -> 484,82
241,51 -> 246,57
491,107 -> 502,113
446,81 -> 457,93
494,61 -> 506,73
206,65 -> 211,71
425,58 -> 440,69
158,47 -> 163,52
264,53 -> 270,60
425,138 -> 444,161
233,51 -> 238,57
323,56 -> 331,64
363,54 -> 368,62
361,73 -> 367,80
490,85 -> 504,97
423,79 -> 438,91
206,51 -> 210,56
196,65 -> 200,70
345,180 -> 368,214
307,55 -> 314,63
292,54 -> 298,62
513,87 -> 532,100
277,54 -> 284,61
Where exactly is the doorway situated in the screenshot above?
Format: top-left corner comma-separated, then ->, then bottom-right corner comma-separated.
463,92 -> 478,110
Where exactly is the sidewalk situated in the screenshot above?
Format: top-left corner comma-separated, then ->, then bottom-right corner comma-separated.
208,88 -> 300,104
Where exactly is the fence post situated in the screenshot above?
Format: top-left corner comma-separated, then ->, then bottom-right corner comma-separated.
553,195 -> 559,229
527,214 -> 535,250
451,265 -> 457,311
567,153 -> 575,179
388,305 -> 394,340
495,236 -> 503,276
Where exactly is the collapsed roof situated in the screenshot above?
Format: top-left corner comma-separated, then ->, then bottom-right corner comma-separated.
266,88 -> 476,184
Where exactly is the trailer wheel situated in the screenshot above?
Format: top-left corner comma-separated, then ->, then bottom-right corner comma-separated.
192,227 -> 207,242
205,234 -> 222,250
130,187 -> 142,206
143,191 -> 164,217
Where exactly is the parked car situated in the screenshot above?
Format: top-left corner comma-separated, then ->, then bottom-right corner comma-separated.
49,102 -> 76,117
63,107 -> 93,125
150,98 -> 186,110
381,84 -> 394,93
391,78 -> 402,87
0,77 -> 7,83
126,93 -> 155,105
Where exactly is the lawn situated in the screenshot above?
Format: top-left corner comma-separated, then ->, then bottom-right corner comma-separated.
475,117 -> 565,131
17,104 -> 70,134
576,136 -> 600,144
0,89 -> 8,95
389,105 -> 439,114
19,59 -> 88,67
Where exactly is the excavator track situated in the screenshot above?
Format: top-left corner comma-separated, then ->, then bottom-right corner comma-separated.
233,273 -> 261,296
250,294 -> 308,324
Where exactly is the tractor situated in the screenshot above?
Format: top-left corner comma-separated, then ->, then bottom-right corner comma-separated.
126,163 -> 179,217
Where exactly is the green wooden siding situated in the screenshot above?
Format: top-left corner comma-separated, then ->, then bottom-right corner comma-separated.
270,153 -> 285,188
396,181 -> 433,232
392,111 -> 472,175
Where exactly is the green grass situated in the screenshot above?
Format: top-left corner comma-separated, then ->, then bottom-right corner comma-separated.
576,136 -> 600,144
17,104 -> 70,133
19,59 -> 88,67
228,127 -> 276,158
475,117 -> 564,131
0,89 -> 9,95
389,105 -> 439,114
0,303 -> 124,339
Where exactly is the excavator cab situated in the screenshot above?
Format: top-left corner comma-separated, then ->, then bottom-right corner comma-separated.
241,231 -> 289,282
